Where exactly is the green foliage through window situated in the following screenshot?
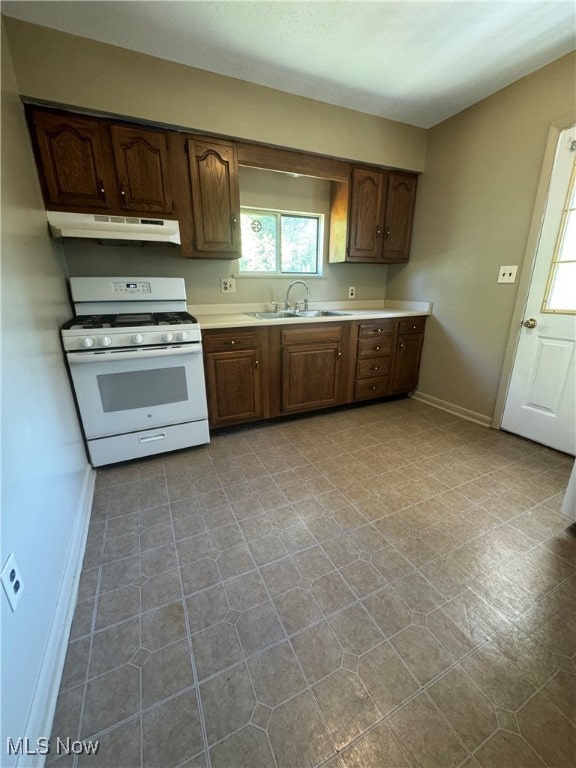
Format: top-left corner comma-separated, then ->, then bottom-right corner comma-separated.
240,209 -> 321,274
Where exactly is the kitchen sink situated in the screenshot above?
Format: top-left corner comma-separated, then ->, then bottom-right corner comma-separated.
244,311 -> 299,319
294,310 -> 352,317
245,309 -> 352,320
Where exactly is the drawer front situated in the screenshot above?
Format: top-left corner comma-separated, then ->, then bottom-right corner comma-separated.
354,376 -> 391,400
281,325 -> 342,346
357,336 -> 393,358
358,320 -> 395,338
356,357 -> 392,379
398,317 -> 426,334
203,331 -> 258,352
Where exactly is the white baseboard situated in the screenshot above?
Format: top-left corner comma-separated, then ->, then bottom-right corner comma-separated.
412,390 -> 492,428
18,465 -> 96,768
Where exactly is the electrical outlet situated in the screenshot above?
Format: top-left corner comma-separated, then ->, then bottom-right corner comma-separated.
1,554 -> 24,612
497,265 -> 518,284
220,278 -> 236,294
348,286 -> 356,299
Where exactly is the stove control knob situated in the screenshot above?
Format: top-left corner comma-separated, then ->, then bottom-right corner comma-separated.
132,334 -> 144,344
176,331 -> 188,342
162,332 -> 174,343
81,337 -> 94,348
100,336 -> 112,347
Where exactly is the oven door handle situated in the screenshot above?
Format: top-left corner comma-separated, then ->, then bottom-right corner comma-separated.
67,345 -> 203,364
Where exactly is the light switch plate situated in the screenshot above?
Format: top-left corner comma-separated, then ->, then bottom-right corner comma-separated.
498,265 -> 518,284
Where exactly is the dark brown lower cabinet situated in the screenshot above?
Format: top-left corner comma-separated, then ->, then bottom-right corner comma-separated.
274,324 -> 349,415
391,317 -> 426,393
203,329 -> 267,427
202,317 -> 426,428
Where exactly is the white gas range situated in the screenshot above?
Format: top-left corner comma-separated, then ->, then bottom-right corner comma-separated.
61,277 -> 209,467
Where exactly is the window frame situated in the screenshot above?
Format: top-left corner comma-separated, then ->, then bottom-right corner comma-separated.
238,206 -> 324,277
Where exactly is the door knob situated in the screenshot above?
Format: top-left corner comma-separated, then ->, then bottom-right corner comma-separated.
523,318 -> 537,328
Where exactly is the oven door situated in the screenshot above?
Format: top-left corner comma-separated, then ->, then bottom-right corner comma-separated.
66,344 -> 208,439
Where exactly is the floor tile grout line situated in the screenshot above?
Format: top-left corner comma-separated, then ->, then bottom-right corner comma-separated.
169,498 -> 213,768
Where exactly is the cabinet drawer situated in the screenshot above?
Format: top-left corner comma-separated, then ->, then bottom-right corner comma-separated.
354,376 -> 391,400
357,337 -> 393,358
203,331 -> 258,352
281,325 -> 342,346
398,317 -> 426,334
356,357 -> 392,379
358,320 -> 395,338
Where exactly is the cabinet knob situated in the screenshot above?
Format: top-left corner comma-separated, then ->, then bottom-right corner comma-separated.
98,180 -> 105,195
337,347 -> 342,358
255,359 -> 259,369
376,226 -> 382,237
385,226 -> 390,239
226,339 -> 240,345
372,366 -> 380,371
400,341 -> 405,349
120,190 -> 126,196
375,346 -> 381,351
232,213 -> 238,225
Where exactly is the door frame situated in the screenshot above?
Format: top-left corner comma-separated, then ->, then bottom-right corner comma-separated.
492,118 -> 576,430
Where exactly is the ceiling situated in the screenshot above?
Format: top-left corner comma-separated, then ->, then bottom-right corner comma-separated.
2,1 -> 575,128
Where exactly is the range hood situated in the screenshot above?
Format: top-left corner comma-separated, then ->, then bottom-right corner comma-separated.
47,212 -> 181,245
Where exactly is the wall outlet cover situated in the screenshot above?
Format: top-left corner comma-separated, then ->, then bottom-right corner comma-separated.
348,286 -> 356,299
498,265 -> 518,284
220,278 -> 236,293
1,553 -> 24,612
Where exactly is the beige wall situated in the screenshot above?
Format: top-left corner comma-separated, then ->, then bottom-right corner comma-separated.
4,17 -> 426,171
1,20 -> 88,761
387,52 -> 576,420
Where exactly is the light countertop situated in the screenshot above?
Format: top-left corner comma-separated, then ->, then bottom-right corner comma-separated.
189,300 -> 431,330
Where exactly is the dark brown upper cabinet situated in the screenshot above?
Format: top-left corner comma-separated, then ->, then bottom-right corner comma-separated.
342,167 -> 417,263
109,125 -> 174,215
186,137 -> 241,258
29,109 -> 113,210
384,172 -> 418,262
27,107 -> 176,218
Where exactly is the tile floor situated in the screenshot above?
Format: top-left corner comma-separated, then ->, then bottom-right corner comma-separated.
49,398 -> 576,768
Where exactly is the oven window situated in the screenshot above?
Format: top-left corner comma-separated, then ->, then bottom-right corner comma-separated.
97,367 -> 188,412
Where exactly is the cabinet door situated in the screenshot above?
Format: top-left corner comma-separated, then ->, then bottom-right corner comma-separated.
187,138 -> 240,255
205,349 -> 262,427
110,125 -> 174,215
30,110 -> 112,210
392,333 -> 424,393
383,172 -> 417,262
281,343 -> 342,412
348,168 -> 386,262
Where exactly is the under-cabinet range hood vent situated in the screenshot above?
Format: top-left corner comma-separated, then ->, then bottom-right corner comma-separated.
46,212 -> 181,245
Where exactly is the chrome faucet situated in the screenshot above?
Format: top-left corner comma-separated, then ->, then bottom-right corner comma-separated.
285,280 -> 310,310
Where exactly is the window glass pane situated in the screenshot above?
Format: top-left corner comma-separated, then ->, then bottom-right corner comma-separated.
546,261 -> 576,312
239,213 -> 277,272
558,210 -> 576,261
280,216 -> 318,273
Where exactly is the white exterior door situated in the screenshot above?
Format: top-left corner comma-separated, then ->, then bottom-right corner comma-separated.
501,127 -> 576,456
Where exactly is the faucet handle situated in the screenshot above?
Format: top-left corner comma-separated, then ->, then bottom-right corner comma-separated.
272,302 -> 281,312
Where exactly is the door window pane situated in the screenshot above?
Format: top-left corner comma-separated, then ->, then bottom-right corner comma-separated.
543,160 -> 576,313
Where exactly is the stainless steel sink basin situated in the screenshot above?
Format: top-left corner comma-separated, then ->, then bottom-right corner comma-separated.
245,309 -> 352,320
244,311 -> 299,319
294,310 -> 352,317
